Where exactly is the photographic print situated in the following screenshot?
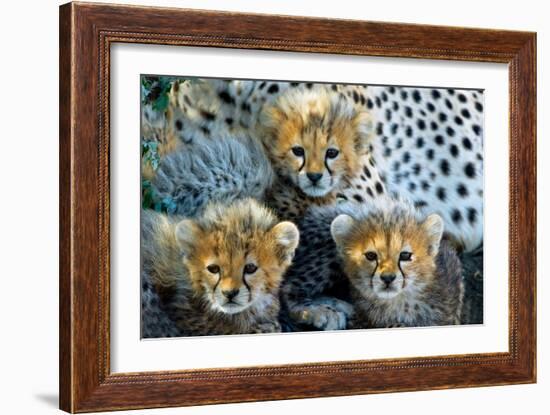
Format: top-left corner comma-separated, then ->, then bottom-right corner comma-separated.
140,76 -> 484,338
59,5 -> 536,410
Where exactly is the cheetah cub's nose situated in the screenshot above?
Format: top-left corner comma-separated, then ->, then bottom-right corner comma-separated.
222,288 -> 240,301
380,274 -> 397,287
306,172 -> 323,184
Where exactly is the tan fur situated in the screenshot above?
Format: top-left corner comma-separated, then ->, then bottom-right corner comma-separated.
141,199 -> 299,336
331,199 -> 463,328
176,200 -> 299,305
258,85 -> 373,218
334,213 -> 441,293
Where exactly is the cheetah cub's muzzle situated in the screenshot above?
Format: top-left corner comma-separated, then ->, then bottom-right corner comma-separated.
205,260 -> 263,315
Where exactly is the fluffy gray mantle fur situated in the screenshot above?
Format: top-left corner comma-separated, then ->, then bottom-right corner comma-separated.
140,210 -> 183,338
151,134 -> 274,218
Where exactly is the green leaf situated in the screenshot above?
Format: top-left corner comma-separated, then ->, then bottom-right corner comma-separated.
152,93 -> 169,112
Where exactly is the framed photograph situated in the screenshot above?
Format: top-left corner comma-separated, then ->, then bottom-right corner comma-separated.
59,2 -> 536,412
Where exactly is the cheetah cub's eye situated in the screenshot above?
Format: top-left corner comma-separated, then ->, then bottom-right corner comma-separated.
291,146 -> 305,157
365,251 -> 378,261
399,252 -> 413,261
206,264 -> 220,274
326,148 -> 339,159
243,263 -> 258,274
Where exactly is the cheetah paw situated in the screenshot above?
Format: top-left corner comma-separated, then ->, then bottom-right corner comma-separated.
252,321 -> 282,333
293,297 -> 353,331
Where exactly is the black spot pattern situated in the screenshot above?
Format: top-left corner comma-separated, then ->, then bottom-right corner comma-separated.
450,144 -> 459,157
464,162 -> 476,178
440,159 -> 450,175
267,84 -> 279,94
451,209 -> 463,224
467,208 -> 478,224
457,183 -> 468,197
363,165 -> 372,179
417,119 -> 426,130
218,91 -> 235,105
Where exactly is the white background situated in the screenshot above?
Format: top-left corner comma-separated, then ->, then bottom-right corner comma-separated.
0,0 -> 546,414
111,45 -> 509,372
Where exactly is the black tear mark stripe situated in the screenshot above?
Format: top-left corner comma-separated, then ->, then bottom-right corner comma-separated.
367,259 -> 379,289
370,260 -> 379,279
398,261 -> 407,289
298,155 -> 306,172
324,158 -> 333,176
213,275 -> 222,293
242,272 -> 252,301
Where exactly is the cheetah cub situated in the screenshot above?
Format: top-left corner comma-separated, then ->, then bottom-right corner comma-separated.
281,199 -> 463,330
141,199 -> 299,337
331,199 -> 464,328
258,85 -> 374,221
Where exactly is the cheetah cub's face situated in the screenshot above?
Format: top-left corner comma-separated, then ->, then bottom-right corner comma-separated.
259,86 -> 373,198
331,203 -> 444,300
175,199 -> 299,314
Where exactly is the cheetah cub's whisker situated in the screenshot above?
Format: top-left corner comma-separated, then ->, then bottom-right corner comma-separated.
331,198 -> 464,328
141,199 -> 299,337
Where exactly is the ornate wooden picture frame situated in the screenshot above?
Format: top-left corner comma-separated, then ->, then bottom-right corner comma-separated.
59,2 -> 536,412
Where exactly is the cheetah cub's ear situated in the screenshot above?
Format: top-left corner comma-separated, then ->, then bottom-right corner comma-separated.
330,214 -> 355,246
175,219 -> 201,255
352,111 -> 374,154
422,214 -> 444,256
270,221 -> 300,262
